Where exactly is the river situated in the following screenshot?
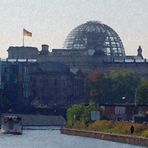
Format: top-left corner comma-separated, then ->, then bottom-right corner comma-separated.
0,127 -> 144,148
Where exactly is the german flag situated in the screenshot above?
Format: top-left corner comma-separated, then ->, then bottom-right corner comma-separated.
23,29 -> 32,37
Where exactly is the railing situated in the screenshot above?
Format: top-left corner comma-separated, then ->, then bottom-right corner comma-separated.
104,59 -> 148,63
0,58 -> 37,62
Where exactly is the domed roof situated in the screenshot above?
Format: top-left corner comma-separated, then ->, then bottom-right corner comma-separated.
63,21 -> 125,58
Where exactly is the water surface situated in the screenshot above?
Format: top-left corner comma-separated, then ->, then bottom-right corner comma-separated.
0,127 -> 144,148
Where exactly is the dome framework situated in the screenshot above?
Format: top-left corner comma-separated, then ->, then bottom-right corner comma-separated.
63,21 -> 125,58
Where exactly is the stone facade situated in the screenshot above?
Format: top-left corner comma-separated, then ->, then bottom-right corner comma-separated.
0,60 -> 87,108
37,47 -> 148,78
29,62 -> 86,107
1,42 -> 148,109
8,46 -> 38,59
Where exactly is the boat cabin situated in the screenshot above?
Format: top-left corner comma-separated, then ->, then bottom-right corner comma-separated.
1,115 -> 22,134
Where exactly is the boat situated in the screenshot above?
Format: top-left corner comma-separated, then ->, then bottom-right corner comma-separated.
1,115 -> 22,135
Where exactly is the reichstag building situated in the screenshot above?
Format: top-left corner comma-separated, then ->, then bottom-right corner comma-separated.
0,21 -> 147,109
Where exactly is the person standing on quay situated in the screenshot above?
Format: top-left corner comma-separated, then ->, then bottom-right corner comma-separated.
130,125 -> 134,135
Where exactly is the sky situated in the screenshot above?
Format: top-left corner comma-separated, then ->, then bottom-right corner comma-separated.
0,0 -> 148,58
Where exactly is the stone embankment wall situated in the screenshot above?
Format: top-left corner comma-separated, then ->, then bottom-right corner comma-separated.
60,128 -> 148,147
1,114 -> 66,126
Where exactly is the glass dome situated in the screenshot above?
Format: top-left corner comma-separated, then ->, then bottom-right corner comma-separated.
63,21 -> 125,58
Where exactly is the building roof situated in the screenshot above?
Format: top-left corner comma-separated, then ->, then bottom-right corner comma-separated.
63,21 -> 125,58
7,46 -> 38,51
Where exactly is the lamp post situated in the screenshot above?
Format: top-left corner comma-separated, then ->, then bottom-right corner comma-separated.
73,114 -> 76,125
134,89 -> 138,106
133,88 -> 139,116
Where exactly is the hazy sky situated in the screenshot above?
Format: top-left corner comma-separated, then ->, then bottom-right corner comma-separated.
0,0 -> 148,58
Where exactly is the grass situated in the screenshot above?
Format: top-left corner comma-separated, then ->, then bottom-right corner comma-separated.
72,120 -> 148,138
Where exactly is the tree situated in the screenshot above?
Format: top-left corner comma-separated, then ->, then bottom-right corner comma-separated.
67,104 -> 84,127
137,79 -> 148,104
104,71 -> 140,104
88,70 -> 141,104
89,70 -> 105,104
67,103 -> 95,127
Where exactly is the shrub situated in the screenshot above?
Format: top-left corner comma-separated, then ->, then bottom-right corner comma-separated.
141,130 -> 148,137
112,122 -> 130,134
87,120 -> 148,137
88,120 -> 114,132
73,121 -> 86,130
133,124 -> 147,136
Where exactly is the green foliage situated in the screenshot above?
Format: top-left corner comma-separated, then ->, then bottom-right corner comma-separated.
89,70 -> 141,104
141,130 -> 148,137
81,103 -> 96,125
73,121 -> 86,130
105,71 -> 140,103
67,104 -> 84,127
88,120 -> 114,132
89,70 -> 105,104
67,103 -> 96,127
88,120 -> 148,137
137,79 -> 148,104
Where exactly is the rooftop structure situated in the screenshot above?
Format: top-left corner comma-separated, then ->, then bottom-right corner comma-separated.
7,46 -> 39,59
63,21 -> 125,58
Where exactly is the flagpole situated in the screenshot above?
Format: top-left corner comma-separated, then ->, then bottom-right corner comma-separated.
23,30 -> 24,46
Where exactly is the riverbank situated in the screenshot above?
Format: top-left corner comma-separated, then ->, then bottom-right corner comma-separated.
60,128 -> 148,147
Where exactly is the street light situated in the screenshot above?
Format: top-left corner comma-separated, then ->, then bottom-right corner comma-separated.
134,89 -> 138,106
122,96 -> 126,100
73,114 -> 76,125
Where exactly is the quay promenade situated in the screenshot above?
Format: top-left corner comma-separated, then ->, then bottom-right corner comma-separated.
61,128 -> 148,147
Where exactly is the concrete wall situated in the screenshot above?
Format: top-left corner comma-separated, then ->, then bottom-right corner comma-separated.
60,128 -> 148,147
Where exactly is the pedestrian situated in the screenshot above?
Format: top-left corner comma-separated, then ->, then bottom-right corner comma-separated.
130,125 -> 134,134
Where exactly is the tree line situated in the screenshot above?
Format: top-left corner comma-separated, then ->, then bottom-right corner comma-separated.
88,70 -> 148,105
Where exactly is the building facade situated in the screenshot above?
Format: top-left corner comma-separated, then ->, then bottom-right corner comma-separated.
0,59 -> 87,109
1,21 -> 148,110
